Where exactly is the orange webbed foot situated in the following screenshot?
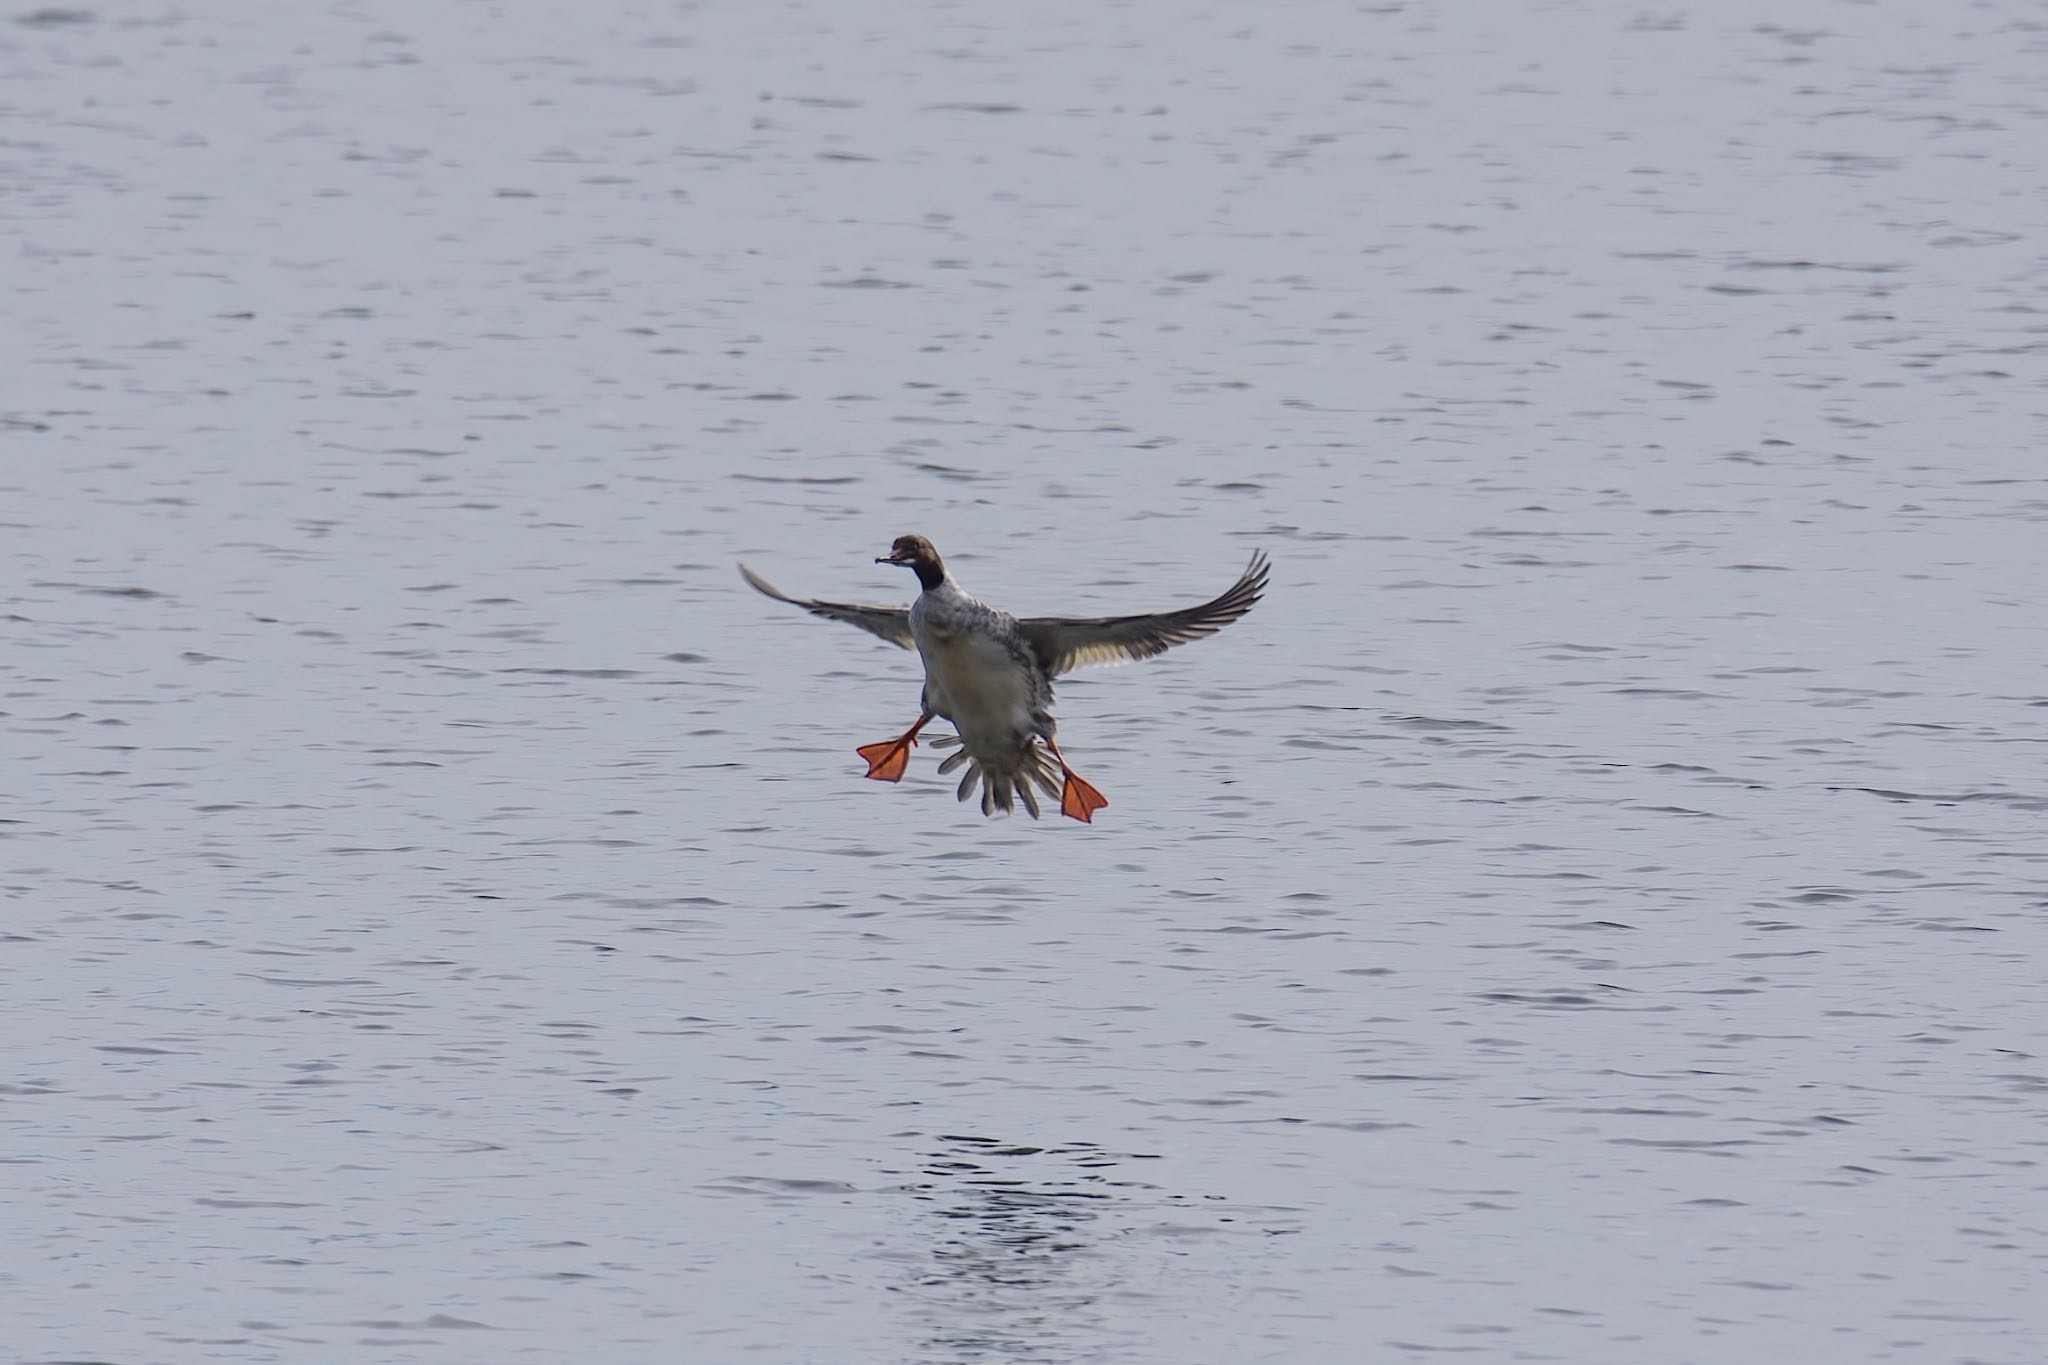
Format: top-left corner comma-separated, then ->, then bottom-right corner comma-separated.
857,738 -> 914,782
1059,770 -> 1109,823
856,714 -> 932,783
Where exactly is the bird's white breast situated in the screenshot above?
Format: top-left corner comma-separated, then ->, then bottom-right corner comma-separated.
912,588 -> 1036,749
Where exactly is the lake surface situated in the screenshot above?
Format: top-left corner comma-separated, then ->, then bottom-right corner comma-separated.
5,1 -> 2045,1361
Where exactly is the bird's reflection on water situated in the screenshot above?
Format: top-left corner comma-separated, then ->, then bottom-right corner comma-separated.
894,1133 -> 1165,1363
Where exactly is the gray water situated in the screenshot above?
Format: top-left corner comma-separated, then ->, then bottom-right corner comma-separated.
5,1 -> 2046,1362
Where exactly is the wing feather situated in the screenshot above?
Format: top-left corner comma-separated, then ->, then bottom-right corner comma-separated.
737,564 -> 915,650
1017,551 -> 1269,677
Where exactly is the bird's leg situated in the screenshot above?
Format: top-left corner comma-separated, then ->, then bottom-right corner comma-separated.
856,712 -> 933,783
1043,737 -> 1109,823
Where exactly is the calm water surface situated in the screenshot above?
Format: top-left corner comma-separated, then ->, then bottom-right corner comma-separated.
5,1 -> 2045,1362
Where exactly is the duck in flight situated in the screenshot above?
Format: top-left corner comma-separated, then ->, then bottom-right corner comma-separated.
739,535 -> 1269,823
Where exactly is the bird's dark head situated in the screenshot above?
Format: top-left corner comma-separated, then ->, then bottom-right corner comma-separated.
877,534 -> 946,589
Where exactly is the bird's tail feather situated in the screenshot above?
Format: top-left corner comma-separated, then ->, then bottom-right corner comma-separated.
932,734 -> 1060,820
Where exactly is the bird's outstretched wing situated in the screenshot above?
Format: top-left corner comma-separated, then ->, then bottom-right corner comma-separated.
1017,551 -> 1269,678
738,564 -> 916,650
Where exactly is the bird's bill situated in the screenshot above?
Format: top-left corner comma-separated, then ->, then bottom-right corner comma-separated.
876,549 -> 914,565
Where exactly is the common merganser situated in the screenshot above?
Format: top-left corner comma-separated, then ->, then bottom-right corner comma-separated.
739,535 -> 1269,823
